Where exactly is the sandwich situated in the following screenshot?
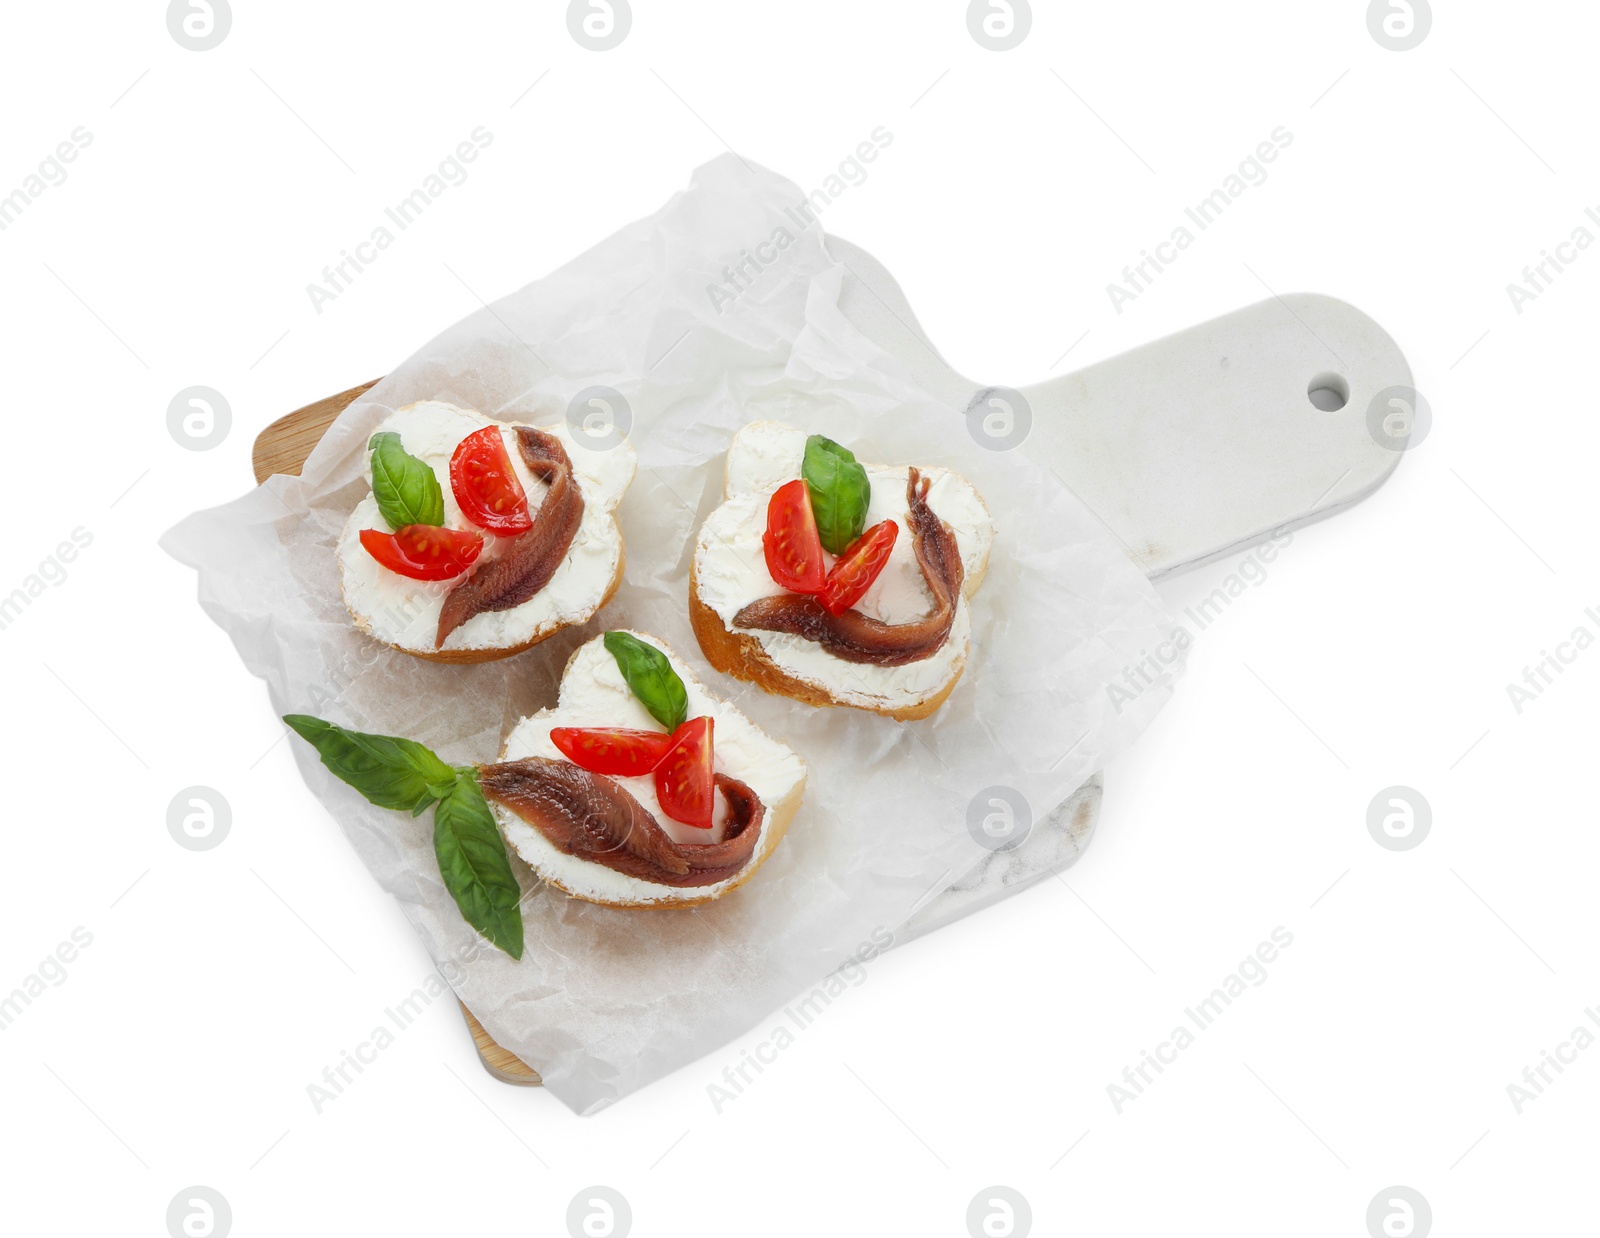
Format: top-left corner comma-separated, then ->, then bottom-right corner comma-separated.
485,630 -> 807,909
690,421 -> 994,720
337,400 -> 634,662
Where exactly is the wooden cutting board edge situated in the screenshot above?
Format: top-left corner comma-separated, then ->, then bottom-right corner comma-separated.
252,379 -> 542,1088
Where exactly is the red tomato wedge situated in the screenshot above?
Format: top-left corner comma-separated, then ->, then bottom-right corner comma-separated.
818,519 -> 899,616
549,727 -> 675,777
360,525 -> 483,581
654,716 -> 715,829
762,479 -> 826,594
450,426 -> 533,535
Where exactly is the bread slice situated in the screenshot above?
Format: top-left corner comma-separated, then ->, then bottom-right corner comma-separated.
337,401 -> 635,661
690,421 -> 994,720
491,631 -> 808,909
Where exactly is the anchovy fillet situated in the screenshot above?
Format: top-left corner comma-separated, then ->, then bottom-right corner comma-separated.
732,468 -> 963,666
436,427 -> 584,647
479,756 -> 765,888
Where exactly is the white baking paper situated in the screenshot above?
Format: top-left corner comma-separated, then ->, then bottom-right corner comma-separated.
163,155 -> 1185,1114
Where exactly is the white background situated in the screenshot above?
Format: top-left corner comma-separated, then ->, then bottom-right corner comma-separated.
2,1 -> 1594,1234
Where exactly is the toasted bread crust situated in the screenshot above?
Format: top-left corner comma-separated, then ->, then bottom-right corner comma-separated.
345,542 -> 626,664
688,558 -> 963,722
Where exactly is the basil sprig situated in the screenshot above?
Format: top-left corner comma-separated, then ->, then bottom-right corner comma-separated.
603,631 -> 688,732
368,431 -> 444,531
283,715 -> 524,959
431,775 -> 524,961
283,715 -> 456,814
802,434 -> 871,554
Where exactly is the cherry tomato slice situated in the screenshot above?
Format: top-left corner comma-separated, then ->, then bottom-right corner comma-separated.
818,519 -> 899,616
549,727 -> 675,777
450,426 -> 533,535
360,525 -> 483,581
654,716 -> 715,830
762,478 -> 826,593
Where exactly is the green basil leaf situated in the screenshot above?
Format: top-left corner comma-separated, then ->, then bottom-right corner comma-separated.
433,773 -> 524,960
368,431 -> 444,530
283,714 -> 456,814
603,631 -> 688,732
802,434 -> 871,554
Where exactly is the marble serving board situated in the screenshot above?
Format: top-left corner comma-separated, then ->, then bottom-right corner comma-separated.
252,235 -> 1412,1083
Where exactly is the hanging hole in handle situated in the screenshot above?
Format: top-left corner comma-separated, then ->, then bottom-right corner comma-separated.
1307,372 -> 1349,411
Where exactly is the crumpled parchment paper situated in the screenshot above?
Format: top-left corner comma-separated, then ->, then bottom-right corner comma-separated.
163,155 -> 1185,1114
